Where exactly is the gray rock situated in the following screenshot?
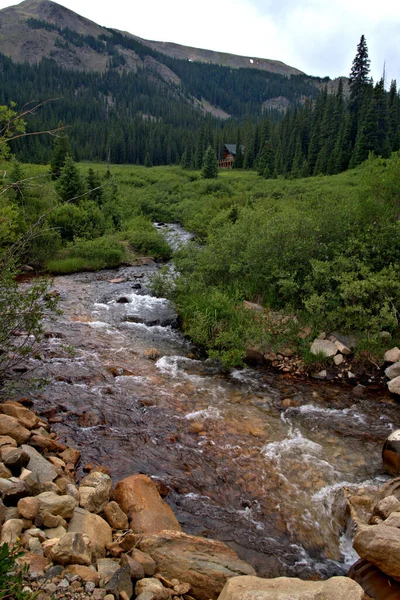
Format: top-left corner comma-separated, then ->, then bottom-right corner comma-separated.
310,339 -> 337,357
388,376 -> 400,396
50,532 -> 92,566
105,567 -> 133,599
385,362 -> 400,380
36,492 -> 77,519
0,477 -> 30,504
97,558 -> 120,580
384,347 -> 400,363
135,578 -> 169,600
78,471 -> 112,514
3,448 -> 30,476
21,445 -> 58,485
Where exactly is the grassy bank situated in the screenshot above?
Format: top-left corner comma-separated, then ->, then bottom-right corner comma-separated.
2,155 -> 400,365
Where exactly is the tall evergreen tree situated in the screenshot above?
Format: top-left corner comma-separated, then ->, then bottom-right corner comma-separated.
56,154 -> 84,203
49,130 -> 71,180
202,146 -> 218,179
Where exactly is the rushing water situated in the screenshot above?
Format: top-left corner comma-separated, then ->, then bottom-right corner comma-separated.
16,224 -> 400,579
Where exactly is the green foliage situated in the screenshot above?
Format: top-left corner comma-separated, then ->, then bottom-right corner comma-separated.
0,102 -> 25,160
202,146 -> 218,179
49,131 -> 71,180
0,259 -> 58,381
124,216 -> 172,259
0,543 -> 35,600
55,154 -> 84,202
46,234 -> 126,273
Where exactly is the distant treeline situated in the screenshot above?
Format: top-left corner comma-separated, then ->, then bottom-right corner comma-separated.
1,29 -> 398,175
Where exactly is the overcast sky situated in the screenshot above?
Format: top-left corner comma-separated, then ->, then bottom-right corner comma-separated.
1,0 -> 399,84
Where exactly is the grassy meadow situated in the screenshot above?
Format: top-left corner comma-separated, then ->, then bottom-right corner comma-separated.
2,154 -> 400,365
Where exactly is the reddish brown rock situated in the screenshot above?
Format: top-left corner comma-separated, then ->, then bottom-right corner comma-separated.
130,548 -> 156,576
0,404 -> 39,430
64,565 -> 100,584
138,530 -> 255,600
0,415 -> 31,445
113,474 -> 181,535
59,447 -> 81,466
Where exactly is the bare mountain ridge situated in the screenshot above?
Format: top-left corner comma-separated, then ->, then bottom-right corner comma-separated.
0,0 -> 303,76
0,0 -> 344,120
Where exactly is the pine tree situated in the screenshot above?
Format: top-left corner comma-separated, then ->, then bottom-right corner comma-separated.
202,146 -> 218,179
86,168 -> 103,204
348,35 -> 372,147
56,154 -> 84,203
49,130 -> 71,180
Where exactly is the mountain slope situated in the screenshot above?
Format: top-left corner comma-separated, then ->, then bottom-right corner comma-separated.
0,0 -> 303,77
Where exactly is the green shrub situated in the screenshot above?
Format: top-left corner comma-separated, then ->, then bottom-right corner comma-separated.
0,543 -> 35,600
124,216 -> 172,259
46,235 -> 126,273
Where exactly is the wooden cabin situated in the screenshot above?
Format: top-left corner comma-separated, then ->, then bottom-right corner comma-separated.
218,144 -> 243,168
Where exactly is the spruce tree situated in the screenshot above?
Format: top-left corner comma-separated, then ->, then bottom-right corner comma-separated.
202,146 -> 218,179
49,130 -> 71,180
56,154 -> 84,203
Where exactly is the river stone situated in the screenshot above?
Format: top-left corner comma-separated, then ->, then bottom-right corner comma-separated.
217,575 -> 364,600
37,492 -> 77,519
353,524 -> 400,579
120,554 -> 145,580
0,498 -> 6,525
3,448 -> 30,475
0,404 -> 39,430
97,558 -> 121,580
385,362 -> 400,380
68,507 -> 112,557
20,445 -> 58,484
130,548 -> 156,576
388,376 -> 400,396
383,511 -> 400,528
384,347 -> 400,363
105,566 -> 133,599
310,339 -> 338,357
79,471 -> 112,514
138,530 -> 256,600
64,565 -> 100,585
0,518 -> 24,545
135,578 -> 169,600
113,474 -> 182,535
372,495 -> 400,519
0,477 -> 30,504
0,415 -> 31,445
0,462 -> 12,478
50,532 -> 92,566
18,496 -> 41,520
104,501 -> 129,530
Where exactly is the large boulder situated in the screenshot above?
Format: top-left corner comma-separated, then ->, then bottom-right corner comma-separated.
113,474 -> 182,535
138,530 -> 255,600
217,575 -> 364,600
0,415 -> 30,445
68,507 -> 112,558
78,471 -> 112,514
353,524 -> 400,579
37,492 -> 77,519
0,404 -> 39,430
50,532 -> 92,566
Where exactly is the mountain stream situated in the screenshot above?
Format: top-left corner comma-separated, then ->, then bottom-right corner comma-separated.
17,224 -> 400,579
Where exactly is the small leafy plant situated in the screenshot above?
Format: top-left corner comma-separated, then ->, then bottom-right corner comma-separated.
0,543 -> 35,600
